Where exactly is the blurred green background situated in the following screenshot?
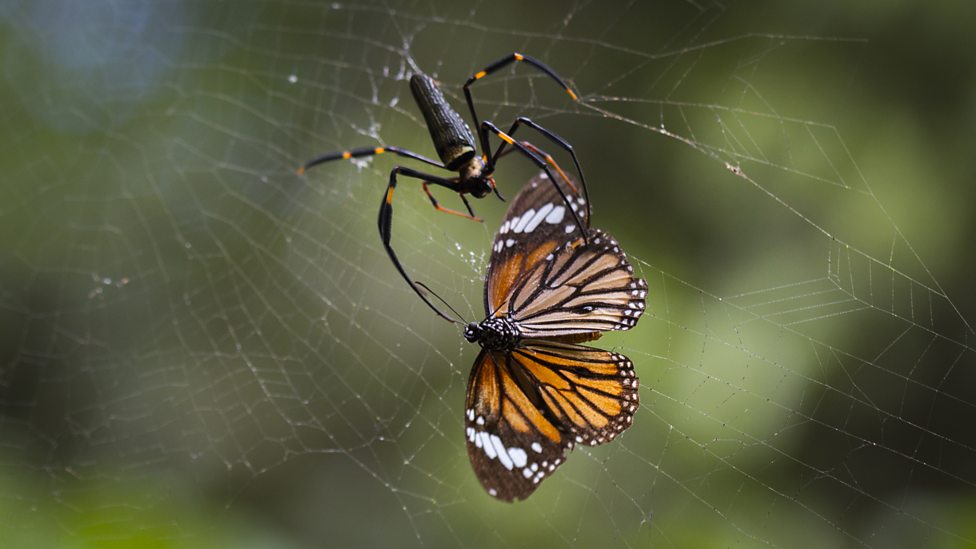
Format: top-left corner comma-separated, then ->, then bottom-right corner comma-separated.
2,1 -> 976,547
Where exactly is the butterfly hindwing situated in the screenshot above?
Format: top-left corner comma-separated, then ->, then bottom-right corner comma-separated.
485,172 -> 589,316
512,340 -> 639,445
465,349 -> 572,501
465,342 -> 639,501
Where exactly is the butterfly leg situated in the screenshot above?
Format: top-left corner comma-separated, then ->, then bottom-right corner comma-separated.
422,183 -> 482,222
478,121 -> 589,243
378,166 -> 464,323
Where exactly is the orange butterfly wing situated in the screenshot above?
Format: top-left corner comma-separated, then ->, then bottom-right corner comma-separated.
467,170 -> 647,501
465,341 -> 638,501
485,172 -> 588,316
503,228 -> 648,337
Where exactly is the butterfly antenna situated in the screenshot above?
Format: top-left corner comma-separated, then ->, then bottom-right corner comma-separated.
415,281 -> 467,325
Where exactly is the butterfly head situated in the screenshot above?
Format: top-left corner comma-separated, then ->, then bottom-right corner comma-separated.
463,322 -> 482,343
464,317 -> 521,350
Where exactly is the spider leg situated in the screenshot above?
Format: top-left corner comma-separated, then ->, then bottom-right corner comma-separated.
463,52 -> 578,169
492,117 -> 591,221
378,166 -> 465,323
459,193 -> 477,218
478,121 -> 589,243
517,141 -> 592,228
298,145 -> 445,175
519,142 -> 573,191
422,182 -> 482,221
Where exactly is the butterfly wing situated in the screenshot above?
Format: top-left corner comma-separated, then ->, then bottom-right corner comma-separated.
499,228 -> 648,337
465,349 -> 570,501
512,340 -> 639,445
485,171 -> 589,317
465,341 -> 638,501
468,171 -> 645,500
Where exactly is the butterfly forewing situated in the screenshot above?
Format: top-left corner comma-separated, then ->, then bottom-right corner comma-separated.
465,341 -> 639,501
485,172 -> 589,316
503,228 -> 648,337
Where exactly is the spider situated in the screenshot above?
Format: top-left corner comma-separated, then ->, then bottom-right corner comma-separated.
298,53 -> 590,322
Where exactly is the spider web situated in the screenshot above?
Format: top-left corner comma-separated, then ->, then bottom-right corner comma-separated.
2,0 -> 975,546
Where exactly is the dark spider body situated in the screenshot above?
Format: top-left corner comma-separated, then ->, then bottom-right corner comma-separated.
298,53 -> 590,322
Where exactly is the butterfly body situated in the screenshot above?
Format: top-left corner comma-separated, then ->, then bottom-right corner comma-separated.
464,318 -> 521,351
463,172 -> 648,501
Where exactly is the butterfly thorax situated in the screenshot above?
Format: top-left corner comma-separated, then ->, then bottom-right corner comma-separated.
464,317 -> 521,350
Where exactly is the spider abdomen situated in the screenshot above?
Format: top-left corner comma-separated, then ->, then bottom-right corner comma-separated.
410,73 -> 477,170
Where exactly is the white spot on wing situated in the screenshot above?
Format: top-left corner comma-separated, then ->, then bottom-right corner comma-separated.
545,206 -> 565,224
491,435 -> 513,470
479,432 -> 495,457
523,203 -> 554,233
564,224 -> 575,233
505,238 -> 516,248
531,442 -> 542,453
513,208 -> 535,233
509,448 -> 527,468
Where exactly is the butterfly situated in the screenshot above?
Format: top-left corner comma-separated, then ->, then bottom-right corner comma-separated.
462,171 -> 648,501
